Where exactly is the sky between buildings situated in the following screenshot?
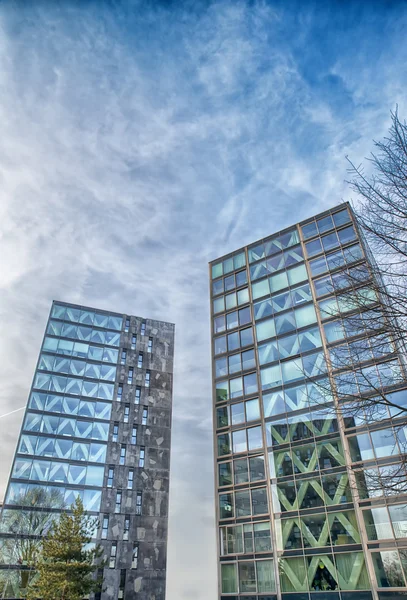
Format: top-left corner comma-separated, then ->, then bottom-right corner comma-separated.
0,1 -> 407,599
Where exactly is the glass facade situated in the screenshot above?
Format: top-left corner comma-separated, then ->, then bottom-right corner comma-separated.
0,302 -> 174,600
210,204 -> 407,600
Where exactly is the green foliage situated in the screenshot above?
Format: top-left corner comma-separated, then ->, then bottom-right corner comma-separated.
26,497 -> 104,600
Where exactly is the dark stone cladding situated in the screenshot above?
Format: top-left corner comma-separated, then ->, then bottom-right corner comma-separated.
99,314 -> 174,600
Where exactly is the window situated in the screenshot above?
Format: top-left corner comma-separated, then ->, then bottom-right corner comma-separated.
120,445 -> 126,465
121,349 -> 127,365
136,492 -> 142,515
127,469 -> 134,490
139,447 -> 145,468
123,515 -> 130,541
124,404 -> 130,423
141,322 -> 146,335
135,386 -> 141,404
109,542 -> 117,568
115,491 -> 122,513
138,353 -> 143,368
131,334 -> 137,349
148,337 -> 153,353
117,383 -> 123,400
142,407 -> 148,425
112,423 -> 119,442
107,467 -> 114,488
128,367 -> 133,384
131,425 -> 137,444
132,543 -> 139,569
145,371 -> 150,388
125,318 -> 130,332
119,569 -> 126,599
101,515 -> 109,539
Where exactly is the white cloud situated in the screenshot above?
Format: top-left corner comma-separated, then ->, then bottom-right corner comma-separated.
0,1 -> 406,598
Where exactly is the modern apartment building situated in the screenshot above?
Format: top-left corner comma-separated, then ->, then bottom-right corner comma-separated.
0,301 -> 174,600
210,203 -> 407,600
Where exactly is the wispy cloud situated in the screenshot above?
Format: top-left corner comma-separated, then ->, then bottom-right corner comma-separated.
0,1 -> 406,598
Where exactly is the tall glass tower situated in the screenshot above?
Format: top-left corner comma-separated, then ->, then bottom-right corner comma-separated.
0,301 -> 174,600
210,203 -> 407,600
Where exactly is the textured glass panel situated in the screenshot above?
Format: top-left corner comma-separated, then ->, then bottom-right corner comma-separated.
303,352 -> 326,378
19,435 -> 37,455
282,358 -> 303,384
47,320 -> 63,336
268,253 -> 285,272
49,462 -> 69,483
31,459 -> 50,482
75,420 -> 93,439
13,459 -> 32,479
68,464 -> 86,485
279,333 -> 299,359
41,415 -> 60,435
288,263 -> 308,286
284,245 -> 303,267
263,390 -> 285,417
35,437 -> 55,458
57,417 -> 75,437
24,413 -> 42,432
98,382 -> 114,400
66,307 -> 81,322
95,401 -> 111,420
252,279 -> 270,300
55,438 -> 72,460
249,244 -> 266,263
254,299 -> 273,321
92,422 -> 109,441
45,394 -> 62,413
299,327 -> 322,353
285,384 -> 308,412
275,311 -> 296,336
53,356 -> 69,373
108,316 -> 122,331
52,304 -> 66,319
261,365 -> 282,391
29,392 -> 46,411
259,340 -> 279,365
34,373 -> 51,391
64,377 -> 82,396
82,381 -> 98,398
105,332 -> 120,346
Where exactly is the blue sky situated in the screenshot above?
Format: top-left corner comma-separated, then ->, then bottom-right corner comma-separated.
0,1 -> 406,598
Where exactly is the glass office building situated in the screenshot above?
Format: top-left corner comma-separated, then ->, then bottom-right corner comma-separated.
210,203 -> 407,600
0,301 -> 174,600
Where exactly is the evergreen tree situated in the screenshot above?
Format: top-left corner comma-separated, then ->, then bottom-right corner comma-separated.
26,497 -> 104,600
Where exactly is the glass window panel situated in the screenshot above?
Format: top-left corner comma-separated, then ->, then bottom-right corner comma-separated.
85,465 -> 104,487
252,279 -> 270,300
212,263 -> 223,279
249,243 -> 265,263
333,209 -> 351,227
227,331 -> 239,352
284,245 -> 304,267
250,260 -> 269,281
225,293 -> 237,311
275,311 -> 296,335
292,283 -> 312,305
294,304 -> 317,329
246,398 -> 260,421
344,243 -> 363,264
364,507 -> 392,540
214,316 -> 226,334
214,335 -> 227,355
239,561 -> 256,593
221,563 -> 237,593
258,340 -> 279,365
263,390 -> 285,417
261,364 -> 282,391
231,402 -> 245,425
314,275 -> 333,297
371,428 -> 398,458
237,288 -> 249,305
285,384 -> 308,412
213,278 -> 224,296
267,253 -> 285,272
288,263 -> 308,286
389,505 -> 407,539
52,304 -> 66,319
278,333 -> 299,359
239,307 -> 251,326
236,270 -> 247,287
223,275 -> 235,292
233,429 -> 247,453
327,249 -> 346,271
230,377 -> 243,399
71,441 -> 89,462
322,231 -> 339,251
235,490 -> 251,517
43,337 -> 58,352
249,455 -> 265,481
215,357 -> 228,378
49,462 -> 69,483
92,422 -> 109,441
338,225 -> 357,245
213,297 -> 225,314
219,493 -> 234,519
218,434 -> 231,456
310,255 -> 328,276
282,358 -> 303,384
299,327 -> 322,353
324,320 -> 345,343
217,406 -> 229,428
248,426 -> 263,450
306,239 -> 322,257
240,327 -> 253,347
372,551 -> 405,587
318,215 -> 334,233
256,318 -> 275,342
302,221 -> 318,239
228,353 -> 241,375
227,311 -> 238,330
269,271 -> 289,293
244,373 -> 258,395
272,290 -> 291,314
234,458 -> 249,484
216,381 -> 229,403
219,462 -> 232,486
252,487 -> 268,515
234,253 -> 245,270
242,349 -> 255,371
281,229 -> 299,249
254,299 -> 273,321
